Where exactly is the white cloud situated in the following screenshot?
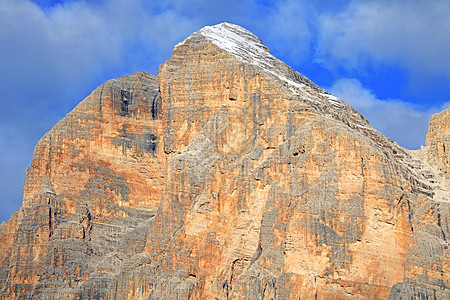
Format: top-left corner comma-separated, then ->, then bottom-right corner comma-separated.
253,0 -> 313,63
316,0 -> 450,79
0,0 -> 200,221
1,0 -> 449,222
329,78 -> 449,149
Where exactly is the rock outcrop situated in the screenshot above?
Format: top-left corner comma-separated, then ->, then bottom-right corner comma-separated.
426,109 -> 450,178
1,23 -> 448,299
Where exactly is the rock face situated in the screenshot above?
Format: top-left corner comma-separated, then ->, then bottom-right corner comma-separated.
0,23 -> 449,299
426,109 -> 450,179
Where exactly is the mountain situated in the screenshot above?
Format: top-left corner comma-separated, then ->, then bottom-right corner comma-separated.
0,22 -> 448,299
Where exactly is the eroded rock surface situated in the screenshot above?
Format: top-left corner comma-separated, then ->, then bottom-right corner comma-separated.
1,23 -> 448,299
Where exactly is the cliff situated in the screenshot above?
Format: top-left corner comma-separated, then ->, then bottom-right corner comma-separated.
1,23 -> 448,299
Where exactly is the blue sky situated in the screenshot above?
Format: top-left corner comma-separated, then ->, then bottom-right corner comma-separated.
1,0 -> 449,222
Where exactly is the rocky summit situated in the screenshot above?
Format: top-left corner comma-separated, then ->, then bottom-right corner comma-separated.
0,23 -> 449,299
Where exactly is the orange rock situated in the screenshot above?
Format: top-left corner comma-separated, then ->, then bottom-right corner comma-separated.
0,23 -> 448,299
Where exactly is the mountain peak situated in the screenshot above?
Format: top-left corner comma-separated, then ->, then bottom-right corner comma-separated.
176,22 -> 269,54
2,21 -> 449,300
170,23 -> 372,135
175,22 -> 323,95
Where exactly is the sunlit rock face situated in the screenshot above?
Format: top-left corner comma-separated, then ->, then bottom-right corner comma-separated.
426,108 -> 450,178
1,23 -> 448,299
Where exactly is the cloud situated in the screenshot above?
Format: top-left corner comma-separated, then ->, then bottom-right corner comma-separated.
0,0 -> 269,222
329,78 -> 449,149
252,0 -> 313,63
316,0 -> 450,79
0,0 -> 141,221
0,0 -> 199,221
1,0 -> 449,223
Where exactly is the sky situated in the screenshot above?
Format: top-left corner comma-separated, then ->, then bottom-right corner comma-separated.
1,0 -> 449,222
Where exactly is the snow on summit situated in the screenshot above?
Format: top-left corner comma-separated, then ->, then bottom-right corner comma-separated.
176,23 -> 268,55
175,23 -> 365,127
176,23 -> 311,91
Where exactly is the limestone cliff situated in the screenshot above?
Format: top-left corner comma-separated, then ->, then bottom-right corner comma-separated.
1,23 -> 448,299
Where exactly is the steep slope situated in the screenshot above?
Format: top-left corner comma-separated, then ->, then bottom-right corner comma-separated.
426,108 -> 450,179
0,72 -> 167,299
1,23 -> 448,299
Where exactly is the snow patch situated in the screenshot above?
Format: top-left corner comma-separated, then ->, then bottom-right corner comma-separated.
176,23 -> 306,92
355,124 -> 369,129
320,93 -> 343,107
320,93 -> 340,101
